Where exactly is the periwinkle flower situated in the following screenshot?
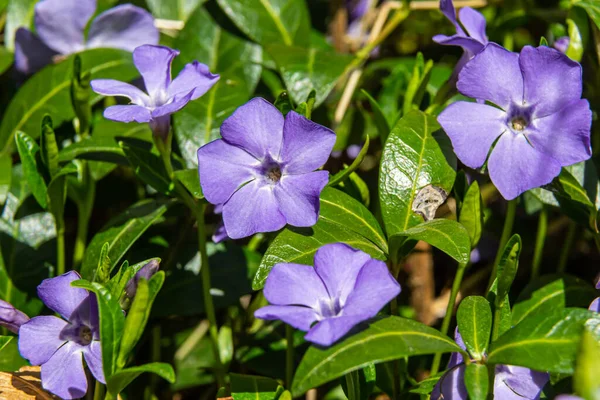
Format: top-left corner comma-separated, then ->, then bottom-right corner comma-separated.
14,0 -> 158,75
18,271 -> 104,399
438,44 -> 592,200
125,260 -> 160,300
554,36 -> 570,54
432,330 -> 548,399
0,300 -> 30,334
91,45 -> 219,139
254,243 -> 400,346
197,98 -> 336,239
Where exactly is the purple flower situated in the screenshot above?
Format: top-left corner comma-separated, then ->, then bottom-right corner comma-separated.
438,44 -> 592,200
432,330 -> 549,399
433,0 -> 488,75
197,98 -> 336,239
14,0 -> 158,75
18,271 -> 104,399
124,260 -> 160,299
211,204 -> 230,243
590,279 -> 600,312
91,45 -> 219,139
254,243 -> 400,346
554,36 -> 570,54
0,300 -> 29,334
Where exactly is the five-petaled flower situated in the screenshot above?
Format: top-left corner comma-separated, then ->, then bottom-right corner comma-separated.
18,271 -> 104,399
254,243 -> 400,346
0,300 -> 29,334
91,44 -> 219,139
437,43 -> 592,200
197,98 -> 336,239
432,329 -> 549,400
15,0 -> 158,75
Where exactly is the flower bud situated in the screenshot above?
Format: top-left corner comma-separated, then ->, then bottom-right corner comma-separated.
121,260 -> 160,310
0,300 -> 30,334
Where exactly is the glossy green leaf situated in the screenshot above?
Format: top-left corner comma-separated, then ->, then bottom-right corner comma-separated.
456,296 -> 492,360
464,363 -> 488,400
15,131 -> 47,209
40,116 -> 59,178
329,136 -> 369,187
80,199 -> 172,280
574,328 -> 600,399
459,181 -> 483,248
573,0 -> 600,30
0,154 -> 11,205
512,274 -> 596,326
379,110 -> 456,236
566,18 -> 585,62
360,89 -> 390,145
174,169 -> 204,199
253,187 -> 387,289
106,362 -> 175,395
408,373 -> 443,394
58,136 -> 125,164
46,162 -> 78,227
295,90 -> 316,119
120,141 -> 174,195
172,6 -> 262,167
488,308 -> 599,373
230,373 -> 280,400
0,49 -> 138,155
495,234 -> 521,303
267,44 -> 353,107
4,0 -> 36,51
216,0 -> 310,46
291,316 -> 463,397
146,0 -> 205,21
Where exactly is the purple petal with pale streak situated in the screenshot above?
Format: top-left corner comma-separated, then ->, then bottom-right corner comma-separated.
457,43 -> 523,110
222,180 -> 286,239
41,341 -> 87,400
458,7 -> 487,44
0,299 -> 29,334
133,45 -> 179,101
168,61 -> 220,100
304,315 -> 365,346
221,98 -> 284,159
313,243 -> 372,307
254,305 -> 319,331
104,105 -> 152,123
37,271 -> 88,320
152,91 -> 194,118
431,364 -> 468,400
263,263 -> 329,309
589,297 -> 599,312
554,37 -> 570,54
488,132 -> 561,200
14,28 -> 57,75
519,45 -> 583,117
34,0 -> 94,54
212,221 -> 229,243
437,101 -> 506,168
448,328 -> 465,367
528,99 -> 591,166
273,172 -> 328,227
494,365 -> 548,399
83,341 -> 105,383
87,5 -> 159,52
432,34 -> 484,55
197,139 -> 259,205
90,79 -> 150,105
279,111 -> 336,174
18,316 -> 67,365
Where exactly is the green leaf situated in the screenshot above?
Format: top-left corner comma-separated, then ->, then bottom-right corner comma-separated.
488,308 -> 599,373
565,12 -> 587,62
274,91 -> 294,115
511,274 -> 596,326
329,136 -> 369,187
253,187 -> 387,289
295,90 -> 316,119
230,373 -> 280,400
172,6 -> 262,167
456,296 -> 492,360
267,44 -> 353,107
4,0 -> 37,51
40,116 -> 59,178
14,131 -> 47,209
0,49 -> 138,155
58,136 -> 125,164
464,363 -> 489,400
106,362 -> 175,395
494,234 -> 521,303
459,181 -> 483,248
174,169 -> 204,199
216,0 -> 310,46
573,0 -> 600,30
389,219 -> 471,264
573,329 -> 600,399
46,162 -> 78,227
379,110 -> 456,236
96,243 -> 111,284
0,154 -> 11,205
80,200 -> 172,280
146,0 -> 205,21
291,316 -> 463,397
360,89 -> 390,145
0,337 -> 12,353
120,141 -> 174,195
403,53 -> 433,115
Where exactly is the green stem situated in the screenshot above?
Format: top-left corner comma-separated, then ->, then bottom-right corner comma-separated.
557,221 -> 577,274
431,261 -> 468,375
530,208 -> 548,280
56,225 -> 66,276
73,177 -> 95,268
93,381 -> 105,400
285,324 -> 294,388
488,199 -> 518,289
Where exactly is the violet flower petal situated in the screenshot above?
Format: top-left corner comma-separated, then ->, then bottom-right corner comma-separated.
220,98 -> 285,159
37,271 -> 88,320
263,262 -> 329,309
280,111 -> 336,174
151,91 -> 195,119
254,305 -> 319,331
449,328 -> 466,367
554,37 -> 570,54
431,364 -> 468,400
432,34 -> 484,55
18,316 -> 68,365
83,341 -> 105,383
0,299 -> 29,334
589,297 -> 599,312
493,365 -> 548,399
168,61 -> 220,101
519,45 -> 582,117
212,221 -> 229,243
458,7 -> 487,43
40,341 -> 87,400
197,139 -> 259,205
13,28 -> 58,75
304,315 -> 366,347
86,4 -> 159,52
222,180 -> 286,239
273,171 -> 329,227
133,45 -> 179,102
34,0 -> 95,54
104,105 -> 153,123
457,43 -> 523,110
90,79 -> 151,105
488,131 -> 561,200
437,101 -> 506,169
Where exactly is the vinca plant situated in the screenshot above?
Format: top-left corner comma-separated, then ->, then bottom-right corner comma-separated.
0,0 -> 599,399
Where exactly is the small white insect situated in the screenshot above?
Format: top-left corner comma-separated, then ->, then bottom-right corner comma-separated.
412,184 -> 448,221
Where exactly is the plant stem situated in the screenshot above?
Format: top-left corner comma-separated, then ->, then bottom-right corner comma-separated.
73,175 -> 95,268
431,261 -> 468,375
530,208 -> 548,280
285,324 -> 294,388
488,199 -> 518,289
93,381 -> 105,400
56,225 -> 66,276
557,221 -> 577,273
